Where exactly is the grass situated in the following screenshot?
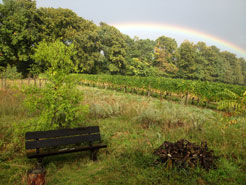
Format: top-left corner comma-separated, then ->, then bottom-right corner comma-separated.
0,86 -> 246,184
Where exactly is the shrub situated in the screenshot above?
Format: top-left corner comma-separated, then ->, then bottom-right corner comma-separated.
0,65 -> 22,79
217,89 -> 246,114
24,40 -> 88,130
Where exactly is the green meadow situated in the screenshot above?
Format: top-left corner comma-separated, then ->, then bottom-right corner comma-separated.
1,85 -> 246,185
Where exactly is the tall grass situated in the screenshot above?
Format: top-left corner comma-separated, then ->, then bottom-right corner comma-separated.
82,86 -> 217,131
0,89 -> 26,116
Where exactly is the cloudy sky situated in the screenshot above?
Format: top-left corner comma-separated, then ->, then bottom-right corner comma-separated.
35,0 -> 245,57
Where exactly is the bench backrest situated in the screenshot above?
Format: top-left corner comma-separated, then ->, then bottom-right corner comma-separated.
25,126 -> 101,150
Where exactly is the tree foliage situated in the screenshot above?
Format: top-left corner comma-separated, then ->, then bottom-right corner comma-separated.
0,0 -> 40,75
0,0 -> 245,85
98,22 -> 127,74
24,40 -> 88,130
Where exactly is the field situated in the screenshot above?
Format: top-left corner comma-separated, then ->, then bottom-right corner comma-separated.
77,74 -> 246,106
0,81 -> 246,185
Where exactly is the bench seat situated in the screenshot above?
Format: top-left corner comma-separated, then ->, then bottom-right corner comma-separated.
25,126 -> 107,161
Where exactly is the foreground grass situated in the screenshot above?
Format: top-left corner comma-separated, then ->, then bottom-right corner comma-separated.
0,87 -> 246,184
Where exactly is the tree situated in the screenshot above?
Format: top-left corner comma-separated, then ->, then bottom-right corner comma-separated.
194,42 -> 210,80
124,36 -> 156,76
194,43 -> 224,81
25,40 -> 88,130
177,40 -> 197,79
129,37 -> 155,64
0,0 -> 40,75
37,7 -> 82,41
65,20 -> 102,74
98,22 -> 127,74
153,36 -> 179,76
220,51 -> 238,84
38,8 -> 103,74
239,58 -> 246,84
155,36 -> 179,63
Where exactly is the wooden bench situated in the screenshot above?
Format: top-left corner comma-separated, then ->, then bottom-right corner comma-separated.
25,126 -> 107,161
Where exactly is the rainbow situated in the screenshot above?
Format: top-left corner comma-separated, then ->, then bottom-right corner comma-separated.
111,22 -> 246,58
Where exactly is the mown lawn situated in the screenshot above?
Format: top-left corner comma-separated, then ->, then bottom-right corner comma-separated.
0,86 -> 246,185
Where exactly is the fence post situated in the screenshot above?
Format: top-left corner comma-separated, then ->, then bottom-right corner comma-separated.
39,79 -> 42,88
4,78 -> 6,89
1,78 -> 3,89
148,85 -> 150,97
185,92 -> 189,105
34,78 -> 37,87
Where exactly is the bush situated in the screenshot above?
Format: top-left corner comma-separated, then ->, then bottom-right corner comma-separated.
24,40 -> 88,130
0,65 -> 22,79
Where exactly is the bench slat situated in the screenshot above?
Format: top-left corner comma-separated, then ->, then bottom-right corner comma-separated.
27,144 -> 107,158
25,126 -> 100,140
25,134 -> 101,149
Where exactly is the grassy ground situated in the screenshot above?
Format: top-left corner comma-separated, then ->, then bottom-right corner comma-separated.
0,86 -> 246,184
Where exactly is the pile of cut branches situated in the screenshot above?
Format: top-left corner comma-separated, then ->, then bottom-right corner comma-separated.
154,139 -> 218,170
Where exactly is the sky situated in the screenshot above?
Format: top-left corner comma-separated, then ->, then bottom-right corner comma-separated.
26,0 -> 246,58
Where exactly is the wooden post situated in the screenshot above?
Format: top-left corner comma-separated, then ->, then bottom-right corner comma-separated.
148,85 -> 150,97
185,92 -> 189,105
1,78 -> 3,89
191,97 -> 195,104
27,164 -> 46,185
148,90 -> 150,97
4,78 -> 6,89
39,79 -> 42,88
34,78 -> 37,87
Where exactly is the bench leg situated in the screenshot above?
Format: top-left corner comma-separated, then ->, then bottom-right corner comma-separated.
37,158 -> 43,164
90,149 -> 99,161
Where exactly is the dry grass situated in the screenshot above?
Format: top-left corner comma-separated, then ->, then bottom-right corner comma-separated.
0,89 -> 26,116
80,86 -> 217,132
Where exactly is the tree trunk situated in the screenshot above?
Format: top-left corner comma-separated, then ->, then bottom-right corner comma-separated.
27,164 -> 46,185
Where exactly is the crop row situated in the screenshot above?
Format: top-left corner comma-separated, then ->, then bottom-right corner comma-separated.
77,74 -> 246,102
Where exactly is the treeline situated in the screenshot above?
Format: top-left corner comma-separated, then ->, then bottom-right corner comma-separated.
0,0 -> 246,84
